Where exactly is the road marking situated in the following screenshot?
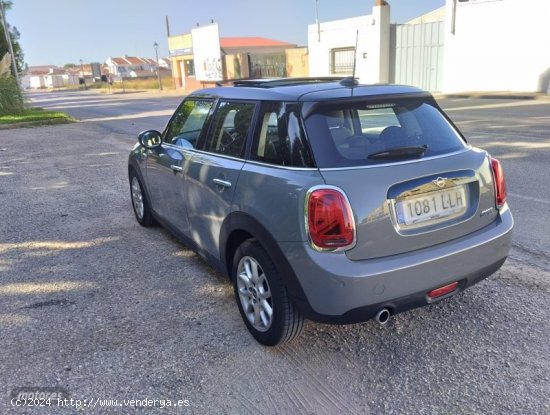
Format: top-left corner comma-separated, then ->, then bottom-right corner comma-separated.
509,192 -> 550,205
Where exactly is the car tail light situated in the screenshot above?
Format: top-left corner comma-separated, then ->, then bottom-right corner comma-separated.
490,157 -> 507,208
306,188 -> 355,251
427,281 -> 459,299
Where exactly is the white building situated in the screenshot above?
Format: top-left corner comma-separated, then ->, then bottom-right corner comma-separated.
27,73 -> 80,89
308,1 -> 390,85
158,57 -> 172,70
442,0 -> 550,93
29,76 -> 45,89
21,74 -> 31,89
105,56 -> 157,78
307,0 -> 550,93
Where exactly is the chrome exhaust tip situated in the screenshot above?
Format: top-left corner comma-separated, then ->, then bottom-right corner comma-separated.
375,308 -> 391,325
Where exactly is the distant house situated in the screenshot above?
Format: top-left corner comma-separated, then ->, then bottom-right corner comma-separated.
158,57 -> 172,70
25,66 -> 79,89
27,72 -> 80,89
105,56 -> 158,78
26,65 -> 63,75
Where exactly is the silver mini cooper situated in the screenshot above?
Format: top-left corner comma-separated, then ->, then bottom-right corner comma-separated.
129,78 -> 513,346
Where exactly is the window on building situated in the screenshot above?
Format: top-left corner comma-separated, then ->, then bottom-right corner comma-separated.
249,53 -> 287,78
185,60 -> 195,77
330,47 -> 356,75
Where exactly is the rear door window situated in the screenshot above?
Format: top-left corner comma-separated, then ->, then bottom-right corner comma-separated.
304,98 -> 466,168
251,101 -> 314,168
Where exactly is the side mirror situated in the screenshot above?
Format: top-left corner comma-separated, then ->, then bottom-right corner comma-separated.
138,130 -> 162,149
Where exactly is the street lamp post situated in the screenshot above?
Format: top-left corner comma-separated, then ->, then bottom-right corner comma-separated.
79,59 -> 87,90
153,41 -> 163,91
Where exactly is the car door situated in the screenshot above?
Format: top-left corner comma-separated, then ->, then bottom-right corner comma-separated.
145,98 -> 214,234
184,100 -> 257,258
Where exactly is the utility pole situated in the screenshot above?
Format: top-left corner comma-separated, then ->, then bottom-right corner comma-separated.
315,0 -> 320,42
153,41 -> 163,91
0,1 -> 20,85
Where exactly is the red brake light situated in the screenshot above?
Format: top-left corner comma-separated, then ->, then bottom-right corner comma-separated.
307,188 -> 355,250
490,157 -> 507,208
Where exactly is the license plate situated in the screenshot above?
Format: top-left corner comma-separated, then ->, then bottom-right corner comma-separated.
395,186 -> 467,226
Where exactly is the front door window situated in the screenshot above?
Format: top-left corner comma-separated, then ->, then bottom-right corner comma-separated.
203,101 -> 256,158
164,99 -> 214,148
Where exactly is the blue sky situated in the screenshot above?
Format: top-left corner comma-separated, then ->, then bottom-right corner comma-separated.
11,0 -> 445,67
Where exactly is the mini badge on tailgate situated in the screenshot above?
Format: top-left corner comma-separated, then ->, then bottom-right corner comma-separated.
432,177 -> 448,189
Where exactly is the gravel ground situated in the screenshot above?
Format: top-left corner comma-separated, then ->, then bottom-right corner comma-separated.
0,122 -> 549,414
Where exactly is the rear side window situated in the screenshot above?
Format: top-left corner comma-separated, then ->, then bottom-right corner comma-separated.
163,99 -> 213,147
304,98 -> 467,168
251,102 -> 314,168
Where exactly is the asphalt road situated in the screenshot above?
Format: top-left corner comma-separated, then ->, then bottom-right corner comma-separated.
441,97 -> 550,269
0,89 -> 547,414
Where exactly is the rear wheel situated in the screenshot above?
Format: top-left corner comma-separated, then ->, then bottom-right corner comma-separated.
129,171 -> 154,227
232,240 -> 305,346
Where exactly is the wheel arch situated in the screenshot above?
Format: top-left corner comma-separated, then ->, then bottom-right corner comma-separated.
220,212 -> 310,313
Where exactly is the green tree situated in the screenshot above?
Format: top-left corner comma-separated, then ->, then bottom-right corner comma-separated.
0,1 -> 24,75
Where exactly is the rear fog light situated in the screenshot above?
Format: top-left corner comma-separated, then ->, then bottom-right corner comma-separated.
427,281 -> 459,299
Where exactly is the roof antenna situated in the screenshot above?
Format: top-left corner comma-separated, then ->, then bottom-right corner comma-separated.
351,29 -> 359,95
340,30 -> 359,90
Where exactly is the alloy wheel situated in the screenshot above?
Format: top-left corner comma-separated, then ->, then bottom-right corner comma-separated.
236,255 -> 273,332
131,176 -> 144,220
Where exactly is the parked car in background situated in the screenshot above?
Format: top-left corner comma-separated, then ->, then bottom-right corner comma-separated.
128,77 -> 513,346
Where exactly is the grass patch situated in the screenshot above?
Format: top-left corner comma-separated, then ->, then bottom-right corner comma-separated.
121,76 -> 175,90
88,75 -> 175,91
0,107 -> 74,126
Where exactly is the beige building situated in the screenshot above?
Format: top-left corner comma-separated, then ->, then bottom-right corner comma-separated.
168,26 -> 308,93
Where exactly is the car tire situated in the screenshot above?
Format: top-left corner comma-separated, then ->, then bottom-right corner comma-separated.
232,239 -> 305,346
129,170 -> 154,227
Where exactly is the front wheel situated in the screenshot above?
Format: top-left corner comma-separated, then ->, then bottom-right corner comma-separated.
232,240 -> 305,346
129,171 -> 154,227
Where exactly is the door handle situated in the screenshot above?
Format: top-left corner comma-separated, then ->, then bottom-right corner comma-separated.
170,165 -> 183,173
213,178 -> 232,188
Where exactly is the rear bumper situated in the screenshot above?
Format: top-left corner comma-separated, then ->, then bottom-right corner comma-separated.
280,206 -> 513,323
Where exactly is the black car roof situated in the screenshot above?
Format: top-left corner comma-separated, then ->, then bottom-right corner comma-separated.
188,78 -> 429,102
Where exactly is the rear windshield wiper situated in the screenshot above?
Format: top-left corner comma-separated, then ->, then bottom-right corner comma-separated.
368,145 -> 427,160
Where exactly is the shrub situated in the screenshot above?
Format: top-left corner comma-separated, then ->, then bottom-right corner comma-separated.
0,74 -> 24,115
0,53 -> 24,115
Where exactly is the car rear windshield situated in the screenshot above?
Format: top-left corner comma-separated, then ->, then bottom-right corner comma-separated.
303,97 -> 467,168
